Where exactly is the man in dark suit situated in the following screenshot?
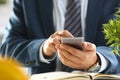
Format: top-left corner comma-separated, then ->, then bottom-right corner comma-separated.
0,0 -> 120,74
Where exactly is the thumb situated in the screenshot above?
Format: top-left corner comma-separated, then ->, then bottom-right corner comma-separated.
82,42 -> 96,51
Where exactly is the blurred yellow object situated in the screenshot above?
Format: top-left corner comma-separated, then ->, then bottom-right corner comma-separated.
0,58 -> 29,80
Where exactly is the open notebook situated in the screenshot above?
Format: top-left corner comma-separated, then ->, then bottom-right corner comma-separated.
30,71 -> 120,80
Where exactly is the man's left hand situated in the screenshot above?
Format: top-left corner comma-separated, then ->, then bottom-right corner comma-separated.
56,42 -> 98,70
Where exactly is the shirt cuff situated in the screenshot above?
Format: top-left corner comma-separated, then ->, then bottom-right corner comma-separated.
39,42 -> 56,64
97,51 -> 109,72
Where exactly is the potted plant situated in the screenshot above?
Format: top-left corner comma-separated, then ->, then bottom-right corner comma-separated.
103,8 -> 120,55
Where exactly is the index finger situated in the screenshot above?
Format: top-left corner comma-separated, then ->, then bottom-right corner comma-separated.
54,30 -> 74,37
60,44 -> 83,58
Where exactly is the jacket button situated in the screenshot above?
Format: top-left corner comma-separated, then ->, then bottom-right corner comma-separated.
110,70 -> 115,73
26,60 -> 35,65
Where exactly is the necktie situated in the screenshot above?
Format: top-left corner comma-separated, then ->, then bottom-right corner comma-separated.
64,0 -> 82,37
61,0 -> 82,71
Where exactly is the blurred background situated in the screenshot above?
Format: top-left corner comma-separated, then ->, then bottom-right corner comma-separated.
0,0 -> 12,44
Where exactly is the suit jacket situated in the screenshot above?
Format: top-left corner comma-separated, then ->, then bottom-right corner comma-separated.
0,0 -> 120,74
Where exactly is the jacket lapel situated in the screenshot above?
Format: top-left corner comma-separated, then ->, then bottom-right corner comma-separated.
37,0 -> 55,37
85,0 -> 104,43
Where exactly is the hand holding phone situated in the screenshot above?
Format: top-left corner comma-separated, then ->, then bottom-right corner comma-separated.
61,37 -> 84,50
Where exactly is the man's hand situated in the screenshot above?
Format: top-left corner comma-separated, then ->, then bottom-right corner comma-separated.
43,30 -> 73,57
56,42 -> 98,70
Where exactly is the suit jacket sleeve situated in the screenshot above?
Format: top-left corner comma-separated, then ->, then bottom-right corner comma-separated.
0,0 -> 56,69
97,47 -> 120,74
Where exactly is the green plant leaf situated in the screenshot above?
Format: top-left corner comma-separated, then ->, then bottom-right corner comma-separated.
103,8 -> 120,56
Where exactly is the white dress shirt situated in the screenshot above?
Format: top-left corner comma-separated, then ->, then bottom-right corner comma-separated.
39,0 -> 108,72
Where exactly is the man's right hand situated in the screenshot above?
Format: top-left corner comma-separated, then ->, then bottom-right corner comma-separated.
43,30 -> 73,58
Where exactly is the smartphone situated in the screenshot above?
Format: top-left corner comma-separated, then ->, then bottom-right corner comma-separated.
61,37 -> 84,50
